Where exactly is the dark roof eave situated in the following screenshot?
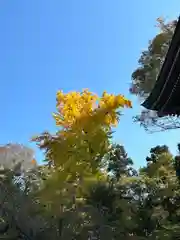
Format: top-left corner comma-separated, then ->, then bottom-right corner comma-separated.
142,16 -> 180,111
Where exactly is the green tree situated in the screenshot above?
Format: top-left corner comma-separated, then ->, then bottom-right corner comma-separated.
106,144 -> 137,182
130,17 -> 179,132
130,17 -> 176,98
0,144 -> 60,239
133,144 -> 180,239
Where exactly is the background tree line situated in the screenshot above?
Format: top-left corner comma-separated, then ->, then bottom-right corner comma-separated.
0,142 -> 180,239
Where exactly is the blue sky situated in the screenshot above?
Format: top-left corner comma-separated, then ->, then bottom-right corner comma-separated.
0,0 -> 180,168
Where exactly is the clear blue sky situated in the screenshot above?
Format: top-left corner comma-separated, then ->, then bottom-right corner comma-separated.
0,0 -> 180,168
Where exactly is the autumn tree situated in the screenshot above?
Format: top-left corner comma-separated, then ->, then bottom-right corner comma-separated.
32,89 -> 132,238
33,89 -> 131,200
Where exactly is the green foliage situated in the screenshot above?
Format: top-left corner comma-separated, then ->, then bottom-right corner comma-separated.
2,141 -> 180,239
106,144 -> 136,181
130,17 -> 177,98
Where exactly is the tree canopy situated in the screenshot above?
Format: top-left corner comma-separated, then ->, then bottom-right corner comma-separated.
130,17 -> 180,132
1,87 -> 180,239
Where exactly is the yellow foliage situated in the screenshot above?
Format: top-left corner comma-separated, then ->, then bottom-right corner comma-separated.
36,89 -> 131,204
50,90 -> 131,171
53,89 -> 131,128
